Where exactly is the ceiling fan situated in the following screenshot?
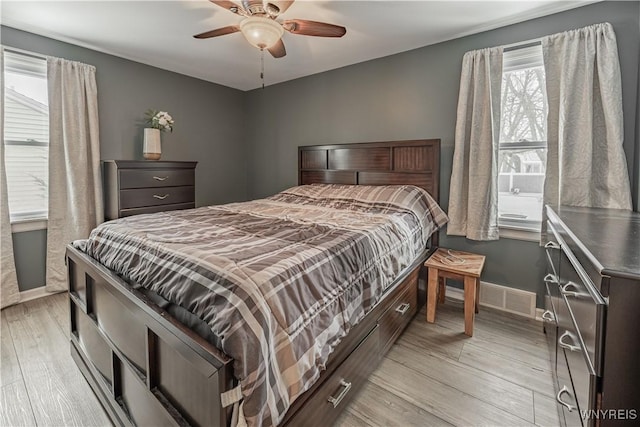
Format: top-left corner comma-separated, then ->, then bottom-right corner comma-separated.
194,0 -> 347,58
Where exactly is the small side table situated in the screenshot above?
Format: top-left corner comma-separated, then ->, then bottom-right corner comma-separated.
425,248 -> 486,337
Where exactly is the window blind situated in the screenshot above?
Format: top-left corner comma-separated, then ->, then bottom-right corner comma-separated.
503,44 -> 544,72
3,50 -> 49,221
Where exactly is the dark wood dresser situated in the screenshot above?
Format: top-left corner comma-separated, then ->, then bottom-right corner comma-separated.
103,160 -> 197,220
543,205 -> 640,426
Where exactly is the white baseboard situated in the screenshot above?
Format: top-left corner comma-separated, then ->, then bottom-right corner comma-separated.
444,281 -> 539,320
19,286 -> 60,303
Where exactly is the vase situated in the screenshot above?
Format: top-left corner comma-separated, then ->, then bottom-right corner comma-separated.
143,128 -> 161,160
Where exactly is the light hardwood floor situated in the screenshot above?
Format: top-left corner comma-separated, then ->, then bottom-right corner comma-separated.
1,293 -> 559,427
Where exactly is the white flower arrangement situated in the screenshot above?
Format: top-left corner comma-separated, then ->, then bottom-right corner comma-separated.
145,109 -> 174,132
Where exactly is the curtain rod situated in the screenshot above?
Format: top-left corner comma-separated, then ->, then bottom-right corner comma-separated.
2,45 -> 48,60
502,37 -> 542,52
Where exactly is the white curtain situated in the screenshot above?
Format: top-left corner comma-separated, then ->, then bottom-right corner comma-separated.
542,22 -> 632,221
447,47 -> 503,241
45,57 -> 103,291
1,47 -> 21,308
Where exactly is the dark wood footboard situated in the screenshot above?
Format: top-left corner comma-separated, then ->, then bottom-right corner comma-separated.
67,245 -> 234,427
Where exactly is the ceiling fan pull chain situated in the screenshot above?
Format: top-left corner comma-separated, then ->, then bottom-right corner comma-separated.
260,48 -> 265,89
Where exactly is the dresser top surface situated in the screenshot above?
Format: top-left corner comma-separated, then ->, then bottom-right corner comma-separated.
104,160 -> 197,169
548,206 -> 640,280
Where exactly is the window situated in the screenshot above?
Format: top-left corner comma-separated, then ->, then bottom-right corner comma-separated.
3,50 -> 49,222
498,44 -> 547,232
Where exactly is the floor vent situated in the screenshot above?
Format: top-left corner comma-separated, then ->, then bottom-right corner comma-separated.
446,281 -> 537,319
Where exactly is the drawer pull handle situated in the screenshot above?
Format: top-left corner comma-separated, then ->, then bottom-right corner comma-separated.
153,194 -> 170,200
327,379 -> 352,408
560,282 -> 580,298
153,176 -> 169,181
543,274 -> 558,284
558,331 -> 581,352
556,385 -> 576,412
395,303 -> 411,316
541,310 -> 555,323
545,241 -> 560,250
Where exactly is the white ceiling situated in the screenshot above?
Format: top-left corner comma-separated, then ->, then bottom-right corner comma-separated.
1,1 -> 597,91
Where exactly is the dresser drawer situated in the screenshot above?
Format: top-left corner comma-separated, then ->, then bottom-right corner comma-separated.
558,294 -> 597,419
556,349 -> 583,427
559,248 -> 605,375
563,331 -> 597,424
545,221 -> 561,277
543,281 -> 558,369
119,168 -> 195,189
120,186 -> 195,209
287,326 -> 379,427
544,274 -> 560,321
378,278 -> 417,356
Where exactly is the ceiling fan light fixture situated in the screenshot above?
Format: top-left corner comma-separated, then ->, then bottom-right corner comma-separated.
240,17 -> 284,50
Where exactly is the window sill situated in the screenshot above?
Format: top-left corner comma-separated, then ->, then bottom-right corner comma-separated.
499,226 -> 540,242
11,218 -> 48,233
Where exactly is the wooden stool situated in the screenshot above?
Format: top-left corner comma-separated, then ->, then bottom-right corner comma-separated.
425,248 -> 486,337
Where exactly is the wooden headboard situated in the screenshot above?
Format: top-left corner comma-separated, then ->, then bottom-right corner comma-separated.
298,139 -> 440,203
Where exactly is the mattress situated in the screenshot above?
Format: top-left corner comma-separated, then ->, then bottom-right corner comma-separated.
75,184 -> 447,426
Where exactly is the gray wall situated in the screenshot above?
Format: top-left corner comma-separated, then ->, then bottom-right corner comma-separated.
245,1 -> 640,307
2,26 -> 248,291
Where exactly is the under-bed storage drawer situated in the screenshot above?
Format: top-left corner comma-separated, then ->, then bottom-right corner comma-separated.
378,278 -> 417,355
287,326 -> 379,427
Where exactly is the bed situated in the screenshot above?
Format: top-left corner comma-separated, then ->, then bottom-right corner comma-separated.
66,139 -> 443,427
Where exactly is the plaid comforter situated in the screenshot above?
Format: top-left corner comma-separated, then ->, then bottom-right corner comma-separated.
78,184 -> 447,426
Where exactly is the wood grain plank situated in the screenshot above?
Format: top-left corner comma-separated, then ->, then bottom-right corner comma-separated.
345,380 -> 453,427
389,340 -> 535,422
300,150 -> 327,170
371,358 -> 535,426
424,304 -> 550,368
4,298 -> 111,426
397,319 -> 467,361
334,410 -> 371,427
1,380 -> 36,426
45,292 -> 70,337
533,391 -> 562,426
1,311 -> 21,387
328,147 -> 390,171
393,146 -> 432,171
463,304 -> 547,340
300,170 -> 356,185
459,343 -> 555,398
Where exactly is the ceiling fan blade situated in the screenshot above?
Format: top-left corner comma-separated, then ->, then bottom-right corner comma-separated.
282,20 -> 346,37
209,0 -> 244,15
193,25 -> 240,39
268,39 -> 286,58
